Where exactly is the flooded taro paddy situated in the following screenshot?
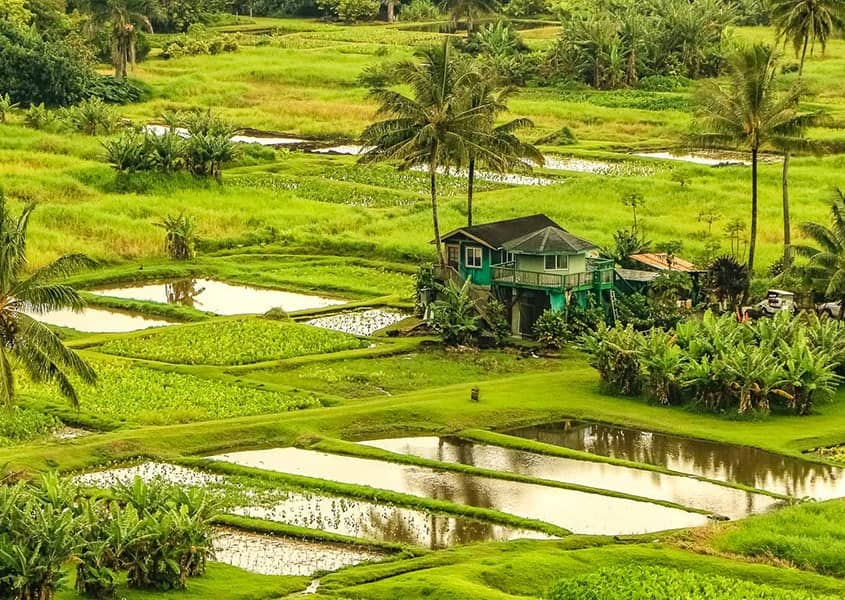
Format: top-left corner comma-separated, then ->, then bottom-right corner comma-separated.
207,448 -> 713,535
504,420 -> 845,499
91,278 -> 346,315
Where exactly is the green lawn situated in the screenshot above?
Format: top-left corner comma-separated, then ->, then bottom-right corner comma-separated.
242,348 -> 563,398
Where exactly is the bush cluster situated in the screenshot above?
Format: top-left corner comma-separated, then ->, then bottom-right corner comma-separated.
23,97 -> 122,135
0,474 -> 218,600
160,30 -> 239,59
103,112 -> 238,181
583,311 -> 845,416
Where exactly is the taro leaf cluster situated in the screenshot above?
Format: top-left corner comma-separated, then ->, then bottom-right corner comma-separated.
583,311 -> 845,415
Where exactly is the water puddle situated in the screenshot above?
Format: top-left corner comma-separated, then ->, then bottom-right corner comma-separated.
311,145 -> 368,155
143,125 -> 305,146
213,527 -> 385,577
24,307 -> 171,333
504,421 -> 845,500
306,309 -> 408,337
360,436 -> 780,519
91,279 -> 345,315
208,448 -> 712,535
633,150 -> 781,167
52,426 -> 92,441
411,165 -> 556,186
542,155 -> 654,176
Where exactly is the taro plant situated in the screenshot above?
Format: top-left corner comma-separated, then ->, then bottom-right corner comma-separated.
0,94 -> 18,124
581,323 -> 643,396
430,279 -> 480,346
103,130 -> 149,173
533,309 -> 568,349
156,213 -> 195,261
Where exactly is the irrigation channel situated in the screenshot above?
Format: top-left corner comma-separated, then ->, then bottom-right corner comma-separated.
73,423 -> 840,578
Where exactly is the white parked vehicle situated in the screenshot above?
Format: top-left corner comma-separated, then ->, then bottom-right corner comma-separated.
742,289 -> 796,319
817,300 -> 845,319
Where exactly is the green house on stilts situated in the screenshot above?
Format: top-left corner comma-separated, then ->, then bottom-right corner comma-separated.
435,214 -> 615,335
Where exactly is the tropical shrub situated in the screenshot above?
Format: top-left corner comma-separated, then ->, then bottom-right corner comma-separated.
24,103 -> 58,131
157,213 -> 196,260
160,33 -> 239,59
430,280 -> 481,346
400,0 -> 440,20
484,299 -> 512,345
60,97 -> 121,136
317,0 -> 380,21
0,93 -> 18,123
103,131 -> 150,173
708,255 -> 749,309
546,565 -> 837,600
582,311 -> 844,415
533,309 -> 568,349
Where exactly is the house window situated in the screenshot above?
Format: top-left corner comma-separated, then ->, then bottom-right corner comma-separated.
465,246 -> 483,269
446,244 -> 460,267
544,254 -> 569,270
498,250 -> 514,264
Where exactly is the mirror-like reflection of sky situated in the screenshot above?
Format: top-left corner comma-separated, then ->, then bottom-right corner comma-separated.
23,307 -> 171,333
505,421 -> 845,500
360,436 -> 781,520
208,448 -> 712,536
93,278 -> 345,315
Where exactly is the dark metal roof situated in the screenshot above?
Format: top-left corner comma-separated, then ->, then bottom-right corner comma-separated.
503,226 -> 598,254
440,214 -> 562,249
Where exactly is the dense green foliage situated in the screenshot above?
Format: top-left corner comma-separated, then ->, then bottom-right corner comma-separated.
546,565 -> 838,600
19,359 -> 321,424
0,21 -> 94,107
584,311 -> 845,415
0,474 -> 218,599
0,195 -> 96,409
0,407 -> 60,446
98,318 -> 366,365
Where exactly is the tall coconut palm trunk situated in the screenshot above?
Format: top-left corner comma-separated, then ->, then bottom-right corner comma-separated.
748,146 -> 759,275
467,156 -> 475,227
430,158 -> 445,266
782,152 -> 792,269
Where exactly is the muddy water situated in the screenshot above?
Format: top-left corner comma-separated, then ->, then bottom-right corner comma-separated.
213,527 -> 385,576
505,421 -> 845,500
92,279 -> 345,315
74,462 -> 546,548
360,437 -> 780,520
208,448 -> 712,535
233,489 -> 551,549
25,307 -> 171,333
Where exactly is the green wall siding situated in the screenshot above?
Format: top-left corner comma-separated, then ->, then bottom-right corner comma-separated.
457,242 -> 494,286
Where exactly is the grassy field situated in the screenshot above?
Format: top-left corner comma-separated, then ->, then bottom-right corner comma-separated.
6,14 -> 845,600
1,21 -> 844,273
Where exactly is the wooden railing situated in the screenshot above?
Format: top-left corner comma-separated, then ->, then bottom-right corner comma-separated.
492,261 -> 614,291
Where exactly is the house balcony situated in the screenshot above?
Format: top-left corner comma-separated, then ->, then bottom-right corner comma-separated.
491,259 -> 614,292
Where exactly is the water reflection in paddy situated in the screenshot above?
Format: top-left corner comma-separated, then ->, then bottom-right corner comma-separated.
505,421 -> 845,499
25,307 -> 171,333
208,448 -> 712,535
360,436 -> 780,520
233,490 -> 551,549
92,279 -> 345,315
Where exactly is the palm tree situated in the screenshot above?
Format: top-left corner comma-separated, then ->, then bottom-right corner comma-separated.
459,76 -> 543,226
795,189 -> 845,318
771,0 -> 845,76
438,0 -> 498,33
694,44 -> 805,275
88,0 -> 156,79
359,41 -> 488,265
0,194 -> 96,409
